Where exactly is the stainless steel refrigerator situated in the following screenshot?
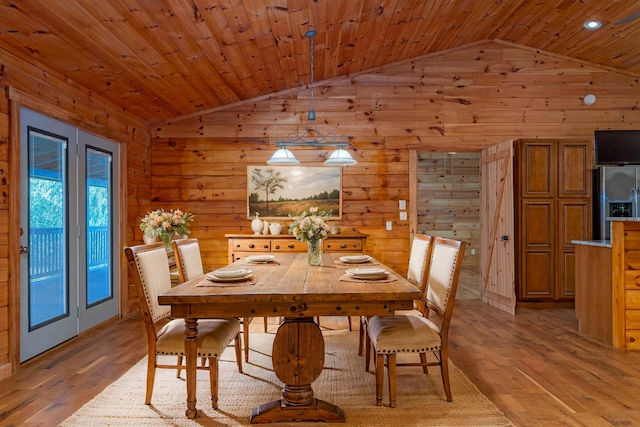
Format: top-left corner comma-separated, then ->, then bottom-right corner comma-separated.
593,166 -> 640,240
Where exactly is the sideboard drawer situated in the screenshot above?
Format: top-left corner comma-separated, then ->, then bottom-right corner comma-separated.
324,239 -> 362,252
273,240 -> 306,252
231,239 -> 271,252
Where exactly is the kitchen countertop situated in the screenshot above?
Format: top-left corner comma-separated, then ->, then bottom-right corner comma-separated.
572,239 -> 611,248
606,217 -> 640,222
573,217 -> 640,247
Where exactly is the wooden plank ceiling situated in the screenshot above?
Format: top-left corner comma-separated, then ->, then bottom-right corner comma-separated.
1,0 -> 639,123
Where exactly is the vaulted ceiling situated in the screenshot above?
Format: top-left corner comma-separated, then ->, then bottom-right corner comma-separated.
1,0 -> 639,123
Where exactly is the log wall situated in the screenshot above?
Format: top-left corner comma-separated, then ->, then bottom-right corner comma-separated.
151,41 -> 640,274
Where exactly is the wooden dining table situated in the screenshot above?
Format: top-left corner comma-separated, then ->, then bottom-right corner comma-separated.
158,252 -> 421,423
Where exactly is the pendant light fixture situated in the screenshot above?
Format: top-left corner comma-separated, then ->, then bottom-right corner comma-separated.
267,30 -> 357,166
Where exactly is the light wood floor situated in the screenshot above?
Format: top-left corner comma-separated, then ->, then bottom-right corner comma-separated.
2,268 -> 640,426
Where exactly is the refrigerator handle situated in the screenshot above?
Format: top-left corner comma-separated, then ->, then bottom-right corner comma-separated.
633,188 -> 639,217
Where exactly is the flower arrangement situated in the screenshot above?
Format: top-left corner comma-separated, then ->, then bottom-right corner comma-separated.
289,206 -> 331,242
140,208 -> 194,247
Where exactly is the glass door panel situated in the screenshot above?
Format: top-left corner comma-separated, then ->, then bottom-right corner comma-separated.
28,130 -> 69,327
86,148 -> 112,306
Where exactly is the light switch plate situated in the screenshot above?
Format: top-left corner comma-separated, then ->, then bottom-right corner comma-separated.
399,211 -> 407,221
386,221 -> 392,230
399,200 -> 406,210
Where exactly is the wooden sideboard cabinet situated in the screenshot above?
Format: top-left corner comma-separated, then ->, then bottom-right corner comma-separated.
514,139 -> 592,305
225,233 -> 368,263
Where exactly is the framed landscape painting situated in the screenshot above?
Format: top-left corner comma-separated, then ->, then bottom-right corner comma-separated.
247,166 -> 342,220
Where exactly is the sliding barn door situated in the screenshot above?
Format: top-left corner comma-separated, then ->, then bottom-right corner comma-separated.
480,140 -> 516,314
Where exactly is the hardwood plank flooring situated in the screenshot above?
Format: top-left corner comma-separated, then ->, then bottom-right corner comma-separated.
2,270 -> 640,426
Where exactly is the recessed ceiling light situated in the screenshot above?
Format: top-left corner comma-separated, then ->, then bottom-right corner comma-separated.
583,20 -> 601,29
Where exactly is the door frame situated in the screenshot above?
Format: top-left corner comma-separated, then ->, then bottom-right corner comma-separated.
408,142 -> 516,314
7,88 -> 128,373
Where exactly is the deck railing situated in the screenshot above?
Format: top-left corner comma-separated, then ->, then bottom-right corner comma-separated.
29,227 -> 109,280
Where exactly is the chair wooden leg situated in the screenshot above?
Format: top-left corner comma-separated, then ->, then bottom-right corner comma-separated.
234,333 -> 243,373
440,350 -> 452,402
387,353 -> 397,408
365,331 -> 372,372
208,356 -> 219,409
243,317 -> 250,362
145,353 -> 157,405
176,355 -> 183,378
419,352 -> 428,374
263,317 -> 268,332
358,316 -> 365,356
347,316 -> 352,331
375,353 -> 385,406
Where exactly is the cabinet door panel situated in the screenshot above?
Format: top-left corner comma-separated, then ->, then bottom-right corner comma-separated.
521,252 -> 554,298
556,201 -> 590,299
559,142 -> 592,198
522,201 -> 553,248
519,200 -> 554,299
519,140 -> 555,198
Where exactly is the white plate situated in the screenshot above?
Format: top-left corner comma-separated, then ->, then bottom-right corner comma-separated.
340,255 -> 371,263
207,272 -> 253,282
246,255 -> 276,263
346,268 -> 388,280
209,268 -> 252,278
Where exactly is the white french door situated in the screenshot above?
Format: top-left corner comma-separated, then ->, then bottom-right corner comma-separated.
19,108 -> 120,362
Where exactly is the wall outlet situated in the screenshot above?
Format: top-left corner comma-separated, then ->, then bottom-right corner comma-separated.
386,221 -> 392,231
471,248 -> 476,255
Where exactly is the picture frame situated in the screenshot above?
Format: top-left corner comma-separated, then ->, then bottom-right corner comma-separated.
247,166 -> 342,220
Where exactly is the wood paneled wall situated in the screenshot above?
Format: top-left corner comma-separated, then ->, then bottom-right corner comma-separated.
0,48 -> 151,378
417,153 -> 480,269
151,40 -> 640,274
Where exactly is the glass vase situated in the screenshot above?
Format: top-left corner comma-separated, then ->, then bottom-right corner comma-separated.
307,239 -> 322,266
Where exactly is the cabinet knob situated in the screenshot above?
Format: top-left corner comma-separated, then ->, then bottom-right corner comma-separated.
249,244 -> 255,248
235,244 -> 240,248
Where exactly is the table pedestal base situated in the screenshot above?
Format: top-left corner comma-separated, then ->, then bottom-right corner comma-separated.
250,398 -> 346,423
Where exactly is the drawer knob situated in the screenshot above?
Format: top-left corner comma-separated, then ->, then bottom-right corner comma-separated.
275,245 -> 280,249
235,244 -> 240,248
249,244 -> 255,248
288,244 -> 295,248
264,244 -> 269,249
340,244 -> 347,249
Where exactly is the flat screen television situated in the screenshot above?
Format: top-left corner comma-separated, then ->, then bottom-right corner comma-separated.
595,130 -> 640,165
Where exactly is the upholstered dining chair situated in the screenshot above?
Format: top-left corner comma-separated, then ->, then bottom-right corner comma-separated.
124,242 -> 243,408
358,233 -> 434,355
366,236 -> 466,407
172,238 -> 253,363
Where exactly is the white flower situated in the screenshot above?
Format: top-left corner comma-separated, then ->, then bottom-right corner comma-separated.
289,206 -> 332,242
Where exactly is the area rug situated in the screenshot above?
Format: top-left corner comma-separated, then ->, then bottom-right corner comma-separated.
61,330 -> 513,426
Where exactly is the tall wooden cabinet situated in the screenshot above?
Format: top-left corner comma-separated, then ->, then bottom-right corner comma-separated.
514,139 -> 592,305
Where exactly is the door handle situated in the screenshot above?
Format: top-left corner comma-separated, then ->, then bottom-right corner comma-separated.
20,245 -> 29,254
